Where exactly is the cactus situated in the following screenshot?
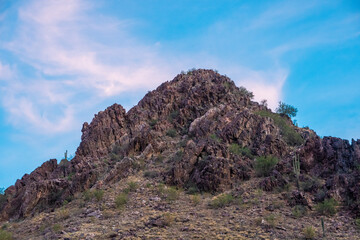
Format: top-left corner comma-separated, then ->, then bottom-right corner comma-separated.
293,154 -> 300,191
321,217 -> 325,237
64,150 -> 68,161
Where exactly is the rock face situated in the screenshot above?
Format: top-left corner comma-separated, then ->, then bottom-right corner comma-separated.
1,69 -> 360,220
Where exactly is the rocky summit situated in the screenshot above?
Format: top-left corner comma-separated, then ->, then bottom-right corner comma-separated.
1,69 -> 360,239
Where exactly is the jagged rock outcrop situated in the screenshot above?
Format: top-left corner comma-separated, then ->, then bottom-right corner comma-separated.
1,69 -> 360,220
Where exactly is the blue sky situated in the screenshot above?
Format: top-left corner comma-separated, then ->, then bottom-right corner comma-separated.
0,0 -> 359,188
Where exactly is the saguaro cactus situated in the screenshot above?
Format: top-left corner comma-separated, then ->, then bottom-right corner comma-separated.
293,154 -> 300,191
64,150 -> 68,161
321,217 -> 325,237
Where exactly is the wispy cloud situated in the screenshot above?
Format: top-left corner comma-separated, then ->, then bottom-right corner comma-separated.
0,62 -> 14,80
0,0 -> 175,133
224,66 -> 288,109
247,1 -> 324,30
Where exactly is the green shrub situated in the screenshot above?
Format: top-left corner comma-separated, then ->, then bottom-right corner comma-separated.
229,144 -> 253,158
210,133 -> 221,143
254,156 -> 279,177
149,119 -> 158,128
303,226 -> 316,239
57,207 -> 70,220
265,214 -> 277,228
256,110 -> 303,146
191,194 -> 201,206
83,190 -> 93,201
209,194 -> 234,208
238,86 -> 254,99
166,129 -> 177,138
276,101 -> 298,118
186,186 -> 199,195
168,111 -> 179,122
301,177 -> 322,192
67,172 -> 75,181
93,190 -> 104,202
0,229 -> 13,240
52,224 -> 63,233
316,198 -> 337,216
165,187 -> 179,202
155,155 -> 164,164
315,189 -> 326,202
355,218 -> 360,229
292,205 -> 307,218
115,193 -> 128,209
127,181 -> 138,192
144,171 -> 159,178
163,213 -> 174,226
171,150 -> 183,163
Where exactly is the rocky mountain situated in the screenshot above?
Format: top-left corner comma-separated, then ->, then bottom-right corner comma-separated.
1,69 -> 360,239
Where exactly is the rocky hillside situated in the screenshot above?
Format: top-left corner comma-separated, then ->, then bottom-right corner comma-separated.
1,69 -> 360,239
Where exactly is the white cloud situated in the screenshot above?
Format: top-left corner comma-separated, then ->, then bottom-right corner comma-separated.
0,0 -> 176,134
0,62 -> 14,80
224,66 -> 288,110
247,1 -> 324,30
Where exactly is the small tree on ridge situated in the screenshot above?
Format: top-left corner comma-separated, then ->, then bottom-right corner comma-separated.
276,101 -> 297,118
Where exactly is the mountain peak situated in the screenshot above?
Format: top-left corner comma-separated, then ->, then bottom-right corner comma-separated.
1,70 -> 360,239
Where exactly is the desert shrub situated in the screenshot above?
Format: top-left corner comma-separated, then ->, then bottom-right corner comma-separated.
168,110 -> 179,122
127,181 -> 138,192
191,194 -> 201,206
67,172 -> 75,181
209,194 -> 234,208
166,129 -> 177,138
316,198 -> 337,216
315,189 -> 326,202
0,229 -> 13,240
163,213 -> 174,226
256,110 -> 303,146
93,190 -> 104,202
292,205 -> 307,218
149,119 -> 158,128
238,86 -> 254,99
83,190 -> 93,201
254,156 -> 279,177
157,183 -> 165,195
303,226 -> 316,239
102,210 -> 114,219
155,155 -> 164,164
52,224 -> 63,233
115,193 -> 128,209
229,144 -> 253,159
186,68 -> 196,75
260,99 -> 268,107
144,171 -> 159,178
265,214 -> 277,228
165,187 -> 179,202
171,150 -> 183,163
276,101 -> 297,118
302,177 -> 322,192
254,217 -> 263,226
355,218 -> 360,229
209,133 -> 221,143
57,208 -> 70,220
275,183 -> 292,193
62,200 -> 69,206
186,186 -> 199,195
